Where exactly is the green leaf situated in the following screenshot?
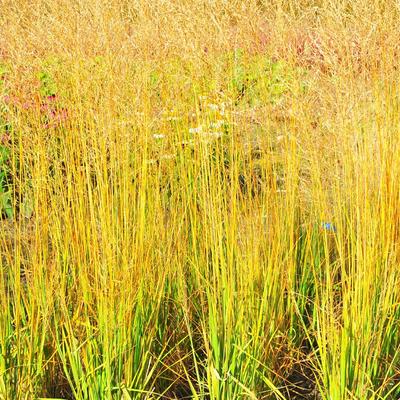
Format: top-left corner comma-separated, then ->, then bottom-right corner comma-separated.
38,70 -> 57,97
0,190 -> 13,218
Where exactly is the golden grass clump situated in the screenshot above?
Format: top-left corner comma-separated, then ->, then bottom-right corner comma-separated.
1,0 -> 400,399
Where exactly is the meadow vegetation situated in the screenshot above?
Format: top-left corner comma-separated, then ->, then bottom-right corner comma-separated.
1,0 -> 400,399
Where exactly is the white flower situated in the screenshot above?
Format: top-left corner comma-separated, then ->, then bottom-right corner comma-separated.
209,120 -> 225,129
160,154 -> 175,160
199,132 -> 223,142
189,126 -> 203,134
153,134 -> 165,139
205,131 -> 223,138
207,103 -> 219,111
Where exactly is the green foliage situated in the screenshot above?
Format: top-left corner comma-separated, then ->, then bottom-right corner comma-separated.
0,74 -> 13,219
228,49 -> 306,106
39,70 -> 57,97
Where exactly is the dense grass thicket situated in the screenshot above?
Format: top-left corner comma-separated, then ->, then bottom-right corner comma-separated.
1,1 -> 400,399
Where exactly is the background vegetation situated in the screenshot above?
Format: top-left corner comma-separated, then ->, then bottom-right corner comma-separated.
1,0 -> 400,398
